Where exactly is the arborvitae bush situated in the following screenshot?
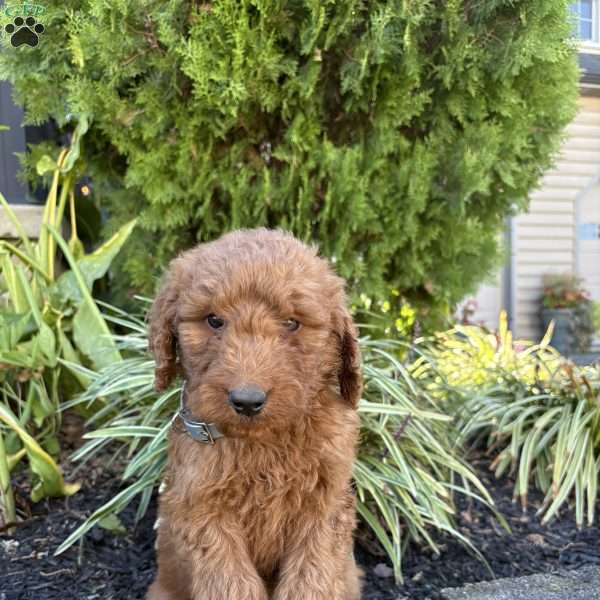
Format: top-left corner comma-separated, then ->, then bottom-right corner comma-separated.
1,1 -> 578,317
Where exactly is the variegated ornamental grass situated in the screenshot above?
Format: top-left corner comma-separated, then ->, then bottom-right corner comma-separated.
54,308 -> 600,581
426,312 -> 600,529
458,362 -> 600,529
58,307 -> 495,583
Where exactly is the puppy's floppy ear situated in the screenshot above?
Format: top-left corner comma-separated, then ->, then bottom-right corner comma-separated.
149,269 -> 180,392
336,308 -> 362,408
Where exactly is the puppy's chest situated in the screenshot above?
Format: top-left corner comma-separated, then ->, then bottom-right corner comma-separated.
202,450 -> 327,562
247,469 -> 330,572
212,457 -> 325,519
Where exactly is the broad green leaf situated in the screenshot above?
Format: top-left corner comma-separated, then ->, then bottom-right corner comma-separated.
57,329 -> 90,388
7,448 -> 26,472
68,236 -> 85,261
37,164 -> 71,281
59,114 -> 90,173
0,404 -> 80,502
47,225 -> 121,369
15,268 -> 56,366
0,311 -> 34,350
37,325 -> 57,366
53,219 -> 137,303
29,381 -> 56,427
1,255 -> 28,313
0,241 -> 49,281
0,349 -> 34,369
98,513 -> 126,535
0,193 -> 35,256
73,301 -> 121,370
36,154 -> 58,176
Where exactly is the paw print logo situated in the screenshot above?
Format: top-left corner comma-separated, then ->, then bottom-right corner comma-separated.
5,16 -> 45,47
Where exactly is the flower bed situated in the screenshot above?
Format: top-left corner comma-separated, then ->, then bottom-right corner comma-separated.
1,452 -> 598,600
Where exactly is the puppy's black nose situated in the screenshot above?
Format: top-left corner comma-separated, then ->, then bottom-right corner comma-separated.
228,386 -> 267,417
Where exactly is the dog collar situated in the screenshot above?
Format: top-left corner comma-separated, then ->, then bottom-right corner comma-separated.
176,382 -> 224,444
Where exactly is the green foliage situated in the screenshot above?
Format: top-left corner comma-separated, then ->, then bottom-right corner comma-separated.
352,290 -> 418,340
355,339 -> 495,581
459,363 -> 600,529
427,311 -> 560,389
422,313 -> 600,527
0,0 -> 579,317
0,138 -> 135,523
0,402 -> 80,516
593,301 -> 600,332
57,307 -> 494,582
0,421 -> 16,528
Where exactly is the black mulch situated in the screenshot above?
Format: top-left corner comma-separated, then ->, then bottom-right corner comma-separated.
1,454 -> 599,600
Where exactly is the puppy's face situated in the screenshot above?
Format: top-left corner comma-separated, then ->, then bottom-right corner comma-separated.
177,270 -> 333,436
149,229 -> 361,438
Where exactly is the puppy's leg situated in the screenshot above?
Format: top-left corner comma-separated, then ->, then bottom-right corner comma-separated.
273,501 -> 359,600
343,555 -> 363,600
147,522 -> 192,600
147,580 -> 182,600
174,516 -> 269,600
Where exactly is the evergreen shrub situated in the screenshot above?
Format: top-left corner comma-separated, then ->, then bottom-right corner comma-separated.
1,0 -> 578,315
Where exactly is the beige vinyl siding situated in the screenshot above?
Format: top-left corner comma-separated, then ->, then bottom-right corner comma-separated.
465,278 -> 504,331
513,96 -> 600,340
578,181 -> 600,350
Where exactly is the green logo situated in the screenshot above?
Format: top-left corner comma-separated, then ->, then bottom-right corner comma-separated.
4,3 -> 45,17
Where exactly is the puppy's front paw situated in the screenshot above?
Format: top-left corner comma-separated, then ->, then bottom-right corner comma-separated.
193,574 -> 269,600
274,579 -> 338,600
232,577 -> 269,600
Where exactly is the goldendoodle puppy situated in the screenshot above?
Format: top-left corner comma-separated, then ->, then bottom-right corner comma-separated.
146,228 -> 362,600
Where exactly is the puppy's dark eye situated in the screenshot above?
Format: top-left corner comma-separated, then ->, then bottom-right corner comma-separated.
206,314 -> 225,330
283,318 -> 300,332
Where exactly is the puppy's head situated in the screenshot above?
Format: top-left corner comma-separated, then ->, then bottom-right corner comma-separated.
149,229 -> 361,438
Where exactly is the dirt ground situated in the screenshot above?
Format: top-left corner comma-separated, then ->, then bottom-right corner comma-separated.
1,455 -> 599,600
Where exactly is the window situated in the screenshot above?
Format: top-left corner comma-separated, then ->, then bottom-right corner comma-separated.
572,0 -> 597,42
0,81 -> 57,204
0,81 -> 28,203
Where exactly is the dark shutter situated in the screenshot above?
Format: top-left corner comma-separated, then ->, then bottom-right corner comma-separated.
0,80 -> 28,204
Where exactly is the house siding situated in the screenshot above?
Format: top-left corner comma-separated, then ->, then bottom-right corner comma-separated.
468,95 -> 600,341
514,96 -> 600,340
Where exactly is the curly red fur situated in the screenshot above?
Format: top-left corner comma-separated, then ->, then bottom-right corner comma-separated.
146,229 -> 362,600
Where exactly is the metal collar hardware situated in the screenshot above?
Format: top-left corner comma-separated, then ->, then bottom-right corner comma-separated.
175,382 -> 224,444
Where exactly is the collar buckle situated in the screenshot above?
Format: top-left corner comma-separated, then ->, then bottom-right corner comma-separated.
179,412 -> 215,444
175,382 -> 222,444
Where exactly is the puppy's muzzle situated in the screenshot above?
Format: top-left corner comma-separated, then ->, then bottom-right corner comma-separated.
228,386 -> 267,417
